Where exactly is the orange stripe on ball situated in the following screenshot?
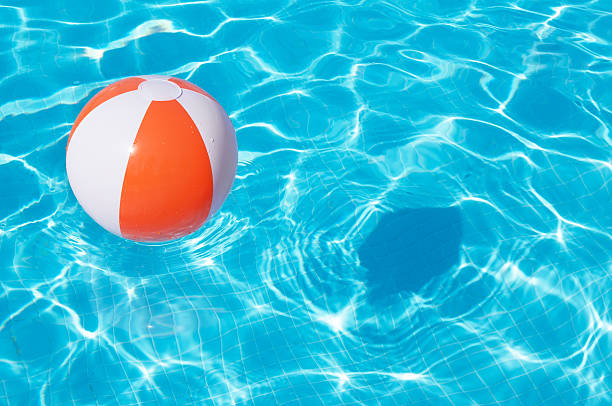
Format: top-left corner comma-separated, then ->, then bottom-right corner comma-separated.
67,77 -> 146,148
118,100 -> 214,242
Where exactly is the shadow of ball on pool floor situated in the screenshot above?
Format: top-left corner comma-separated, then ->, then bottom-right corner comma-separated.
358,207 -> 462,303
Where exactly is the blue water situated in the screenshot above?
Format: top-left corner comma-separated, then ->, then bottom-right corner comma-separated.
1,1 -> 612,405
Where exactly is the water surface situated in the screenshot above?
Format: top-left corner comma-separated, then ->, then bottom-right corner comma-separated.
1,0 -> 612,404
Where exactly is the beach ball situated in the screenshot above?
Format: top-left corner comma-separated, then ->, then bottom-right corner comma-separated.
65,75 -> 237,242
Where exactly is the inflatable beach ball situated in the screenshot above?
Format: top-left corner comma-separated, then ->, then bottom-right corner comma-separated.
66,75 -> 237,242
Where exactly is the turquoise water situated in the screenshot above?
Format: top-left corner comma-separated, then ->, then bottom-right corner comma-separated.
1,0 -> 612,404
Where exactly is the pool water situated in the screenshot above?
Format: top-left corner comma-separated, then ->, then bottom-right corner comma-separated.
1,1 -> 612,404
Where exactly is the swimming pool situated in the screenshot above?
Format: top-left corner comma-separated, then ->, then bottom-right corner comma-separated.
1,0 -> 612,404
